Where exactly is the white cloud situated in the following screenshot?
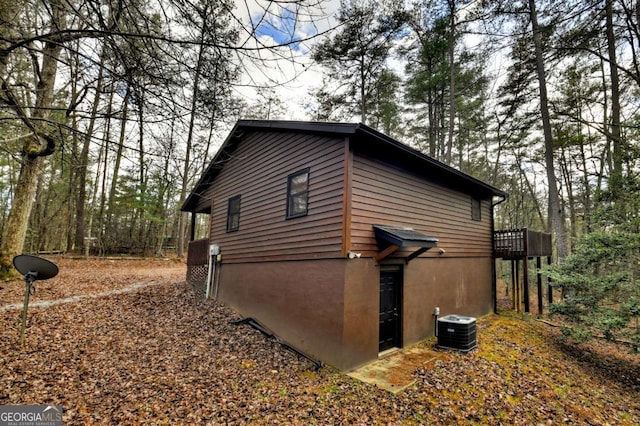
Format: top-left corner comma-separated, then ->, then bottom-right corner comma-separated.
230,0 -> 341,120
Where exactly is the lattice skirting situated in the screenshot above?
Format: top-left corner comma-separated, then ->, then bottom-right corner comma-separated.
187,264 -> 208,293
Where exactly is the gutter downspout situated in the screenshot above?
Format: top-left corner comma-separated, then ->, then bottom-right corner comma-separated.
205,253 -> 214,299
206,246 -> 221,300
213,255 -> 221,300
491,194 -> 509,314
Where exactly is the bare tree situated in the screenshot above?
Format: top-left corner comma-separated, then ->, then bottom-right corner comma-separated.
0,0 -> 334,275
528,0 -> 568,258
0,0 -> 66,275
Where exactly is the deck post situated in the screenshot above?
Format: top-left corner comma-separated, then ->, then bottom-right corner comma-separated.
547,256 -> 553,304
511,259 -> 520,312
523,257 -> 530,313
536,256 -> 543,315
514,259 -> 520,312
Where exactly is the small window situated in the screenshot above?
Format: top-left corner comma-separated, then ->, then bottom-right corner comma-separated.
471,198 -> 481,221
286,168 -> 309,219
226,195 -> 241,232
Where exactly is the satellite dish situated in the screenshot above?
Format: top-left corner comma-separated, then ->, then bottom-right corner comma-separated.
12,254 -> 59,345
13,254 -> 58,281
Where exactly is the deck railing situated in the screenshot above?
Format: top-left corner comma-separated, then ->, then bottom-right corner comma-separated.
494,228 -> 552,259
494,229 -> 525,259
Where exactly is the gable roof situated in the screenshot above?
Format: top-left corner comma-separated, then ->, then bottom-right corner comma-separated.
182,120 -> 507,213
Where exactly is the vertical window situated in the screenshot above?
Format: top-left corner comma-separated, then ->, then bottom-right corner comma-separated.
471,197 -> 481,221
226,195 -> 241,232
286,168 -> 309,219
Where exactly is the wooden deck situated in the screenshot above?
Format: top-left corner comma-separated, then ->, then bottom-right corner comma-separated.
493,228 -> 553,315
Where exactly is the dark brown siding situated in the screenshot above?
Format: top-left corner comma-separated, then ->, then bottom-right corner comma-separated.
350,154 -> 493,258
204,130 -> 346,263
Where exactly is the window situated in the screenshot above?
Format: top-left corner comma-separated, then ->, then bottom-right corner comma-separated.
286,169 -> 309,219
226,195 -> 241,232
471,197 -> 481,221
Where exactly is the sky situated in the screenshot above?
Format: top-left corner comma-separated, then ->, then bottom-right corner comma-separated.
230,0 -> 341,120
229,0 -> 518,126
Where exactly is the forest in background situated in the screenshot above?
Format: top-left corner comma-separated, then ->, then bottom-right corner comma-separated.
0,1 -> 638,271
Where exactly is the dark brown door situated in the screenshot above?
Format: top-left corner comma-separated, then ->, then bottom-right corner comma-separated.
379,268 -> 402,352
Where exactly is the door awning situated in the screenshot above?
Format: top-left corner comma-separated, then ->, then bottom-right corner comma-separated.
373,224 -> 438,263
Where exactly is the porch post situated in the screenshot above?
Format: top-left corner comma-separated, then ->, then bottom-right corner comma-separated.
190,212 -> 196,242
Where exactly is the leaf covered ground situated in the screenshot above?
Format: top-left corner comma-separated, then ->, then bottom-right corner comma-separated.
1,257 -> 639,424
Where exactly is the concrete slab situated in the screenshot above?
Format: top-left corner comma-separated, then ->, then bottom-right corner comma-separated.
347,340 -> 448,394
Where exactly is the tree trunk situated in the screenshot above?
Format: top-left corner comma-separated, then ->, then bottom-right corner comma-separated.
445,0 -> 456,165
428,85 -> 436,157
579,132 -> 592,233
513,150 -> 547,229
156,121 -> 177,256
597,57 -> 610,195
97,89 -> 114,253
606,0 -> 623,190
34,160 -> 47,252
136,92 -> 146,252
559,146 -> 577,245
85,114 -> 111,257
65,51 -> 81,253
66,115 -> 79,252
0,156 -> 44,274
73,60 -> 105,253
0,0 -> 65,276
529,0 -> 567,259
360,53 -> 367,122
178,21 -> 207,258
107,87 -> 130,232
439,96 -> 446,160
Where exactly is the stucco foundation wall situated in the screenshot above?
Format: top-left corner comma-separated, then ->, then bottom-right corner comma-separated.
343,259 -> 380,370
341,257 -> 493,369
217,260 -> 349,369
402,257 -> 493,346
216,256 -> 493,371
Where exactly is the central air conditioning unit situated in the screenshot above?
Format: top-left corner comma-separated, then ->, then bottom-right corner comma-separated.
437,314 -> 477,352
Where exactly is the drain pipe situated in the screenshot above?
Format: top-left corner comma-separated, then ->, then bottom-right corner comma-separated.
205,255 -> 214,299
231,317 -> 274,338
213,254 -> 222,300
433,307 -> 440,337
231,317 -> 322,370
491,194 -> 509,314
206,245 -> 220,299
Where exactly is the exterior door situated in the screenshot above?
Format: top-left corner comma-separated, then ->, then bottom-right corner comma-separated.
379,268 -> 402,352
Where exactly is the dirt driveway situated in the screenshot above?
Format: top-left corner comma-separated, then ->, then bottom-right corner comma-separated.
1,257 -> 185,307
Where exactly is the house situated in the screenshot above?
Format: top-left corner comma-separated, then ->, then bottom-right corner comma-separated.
182,120 -> 507,371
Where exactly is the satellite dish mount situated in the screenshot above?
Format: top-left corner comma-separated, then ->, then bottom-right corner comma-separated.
12,255 -> 59,345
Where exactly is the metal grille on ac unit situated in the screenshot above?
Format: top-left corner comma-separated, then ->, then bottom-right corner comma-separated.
437,314 -> 477,352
